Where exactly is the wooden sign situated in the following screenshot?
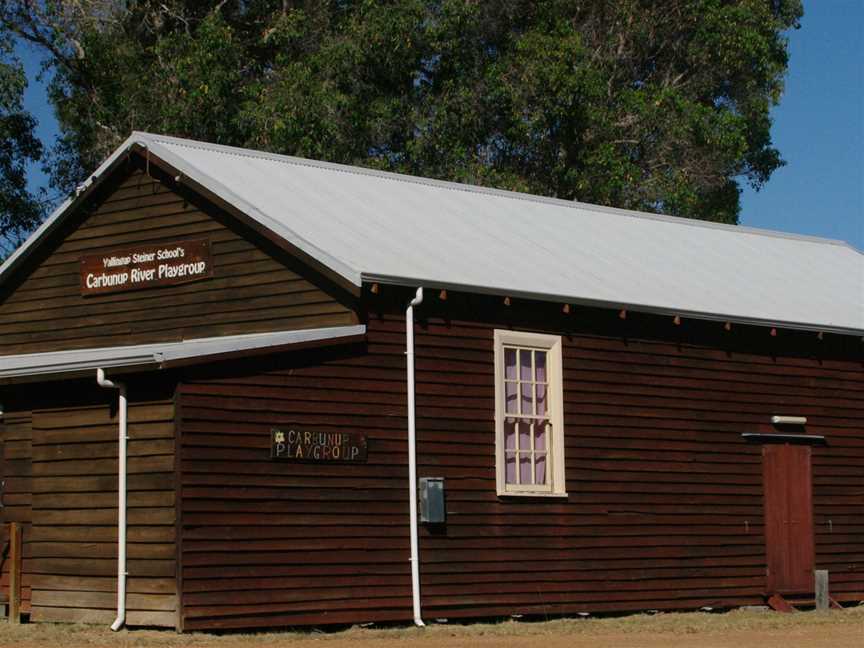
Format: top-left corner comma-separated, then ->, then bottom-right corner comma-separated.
80,237 -> 212,296
271,428 -> 367,463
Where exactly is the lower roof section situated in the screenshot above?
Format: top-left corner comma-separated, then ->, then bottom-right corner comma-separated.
0,325 -> 366,384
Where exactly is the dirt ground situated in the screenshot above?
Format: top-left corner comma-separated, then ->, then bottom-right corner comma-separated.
1,606 -> 862,648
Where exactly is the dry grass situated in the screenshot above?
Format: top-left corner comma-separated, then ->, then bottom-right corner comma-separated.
1,605 -> 862,648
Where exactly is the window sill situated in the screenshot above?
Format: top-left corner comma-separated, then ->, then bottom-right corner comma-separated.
497,490 -> 569,499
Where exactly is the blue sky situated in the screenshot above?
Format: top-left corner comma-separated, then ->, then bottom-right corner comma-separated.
738,1 -> 863,249
15,1 -> 864,250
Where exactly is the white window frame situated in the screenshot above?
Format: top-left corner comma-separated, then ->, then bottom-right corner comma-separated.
493,329 -> 567,497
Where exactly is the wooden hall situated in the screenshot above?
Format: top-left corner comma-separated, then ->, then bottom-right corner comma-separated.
0,133 -> 861,631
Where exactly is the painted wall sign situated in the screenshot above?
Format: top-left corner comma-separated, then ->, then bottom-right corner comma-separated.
80,237 -> 212,295
271,428 -> 367,463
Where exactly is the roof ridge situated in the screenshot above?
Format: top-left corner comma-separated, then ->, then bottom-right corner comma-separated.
134,131 -> 853,249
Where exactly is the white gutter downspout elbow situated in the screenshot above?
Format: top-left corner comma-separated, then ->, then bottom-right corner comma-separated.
406,287 -> 425,627
97,368 -> 127,632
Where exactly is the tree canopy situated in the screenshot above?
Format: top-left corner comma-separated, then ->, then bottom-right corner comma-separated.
0,31 -> 42,257
2,0 -> 802,239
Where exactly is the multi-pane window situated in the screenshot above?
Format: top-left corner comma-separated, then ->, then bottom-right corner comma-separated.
503,347 -> 549,487
494,330 -> 566,496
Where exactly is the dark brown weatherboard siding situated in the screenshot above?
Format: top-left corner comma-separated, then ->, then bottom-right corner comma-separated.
1,409 -> 33,615
1,379 -> 178,626
0,161 -> 356,355
176,338 -> 414,630
175,294 -> 864,630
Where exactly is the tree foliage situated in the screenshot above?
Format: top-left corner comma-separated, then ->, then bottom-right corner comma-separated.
2,1 -> 802,225
0,31 -> 42,257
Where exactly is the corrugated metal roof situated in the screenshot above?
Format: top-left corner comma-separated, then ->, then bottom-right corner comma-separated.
0,326 -> 366,381
2,132 -> 862,334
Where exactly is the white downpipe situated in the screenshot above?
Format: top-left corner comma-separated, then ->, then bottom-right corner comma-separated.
97,368 -> 127,632
406,287 -> 425,627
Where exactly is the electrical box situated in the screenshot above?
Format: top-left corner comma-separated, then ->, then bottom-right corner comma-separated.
419,477 -> 445,524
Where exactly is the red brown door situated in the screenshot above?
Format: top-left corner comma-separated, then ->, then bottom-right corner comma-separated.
762,443 -> 815,594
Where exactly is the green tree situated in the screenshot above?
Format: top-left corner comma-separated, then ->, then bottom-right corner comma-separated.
0,32 -> 42,258
3,1 -> 802,226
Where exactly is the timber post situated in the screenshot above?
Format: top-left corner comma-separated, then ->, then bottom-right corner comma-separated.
815,570 -> 829,611
8,522 -> 22,623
